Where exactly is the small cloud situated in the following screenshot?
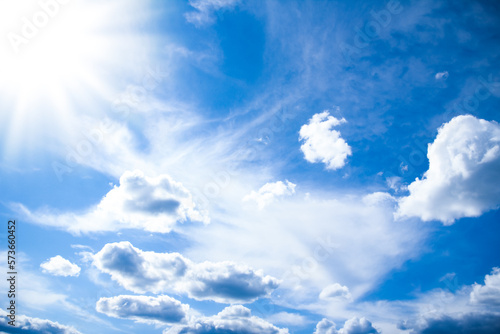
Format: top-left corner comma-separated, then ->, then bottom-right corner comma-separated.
185,0 -> 239,27
266,312 -> 308,326
319,283 -> 351,301
40,256 -> 81,277
435,71 -> 449,80
243,180 -> 296,209
299,111 -> 352,170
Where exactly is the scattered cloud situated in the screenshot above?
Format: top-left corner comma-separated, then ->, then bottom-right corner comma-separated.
319,283 -> 352,301
40,255 -> 81,277
397,115 -> 500,224
243,180 -> 296,209
96,295 -> 190,324
299,111 -> 352,170
435,71 -> 449,80
314,317 -> 380,334
165,305 -> 289,334
93,241 -> 279,303
0,309 -> 81,334
14,170 -> 209,234
185,0 -> 239,27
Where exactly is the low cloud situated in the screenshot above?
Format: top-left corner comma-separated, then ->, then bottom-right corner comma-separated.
0,309 -> 81,334
165,305 -> 289,334
299,111 -> 351,170
14,170 -> 209,234
243,180 -> 296,209
397,115 -> 500,224
471,267 -> 500,306
314,317 -> 380,334
93,241 -> 279,304
96,295 -> 189,324
40,256 -> 81,277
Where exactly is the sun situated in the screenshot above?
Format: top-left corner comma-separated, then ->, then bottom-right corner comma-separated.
0,0 -> 153,159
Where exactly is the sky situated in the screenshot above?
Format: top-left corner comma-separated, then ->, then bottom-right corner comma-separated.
0,0 -> 500,333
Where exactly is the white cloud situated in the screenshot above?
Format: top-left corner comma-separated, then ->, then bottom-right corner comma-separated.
15,170 -> 209,234
93,241 -> 279,304
0,309 -> 81,334
40,255 -> 81,277
314,317 -> 380,334
299,111 -> 352,170
397,115 -> 500,224
185,0 -> 239,27
265,312 -> 308,326
96,295 -> 190,324
243,180 -> 296,209
435,71 -> 449,80
471,267 -> 500,306
319,283 -> 351,301
165,305 -> 289,334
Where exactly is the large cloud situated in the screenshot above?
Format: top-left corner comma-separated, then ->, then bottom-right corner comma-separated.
40,256 -> 81,277
401,313 -> 500,334
243,180 -> 296,209
397,115 -> 500,224
96,295 -> 189,324
165,305 -> 289,334
314,317 -> 380,334
14,170 -> 208,234
299,111 -> 352,170
0,309 -> 81,334
93,242 -> 279,303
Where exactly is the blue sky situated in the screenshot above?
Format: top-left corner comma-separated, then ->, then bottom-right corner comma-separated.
1,0 -> 500,333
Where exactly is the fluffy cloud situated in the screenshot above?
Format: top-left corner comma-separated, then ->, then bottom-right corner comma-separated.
314,317 -> 380,334
165,305 -> 289,334
397,115 -> 500,224
0,309 -> 81,334
15,170 -> 208,234
401,313 -> 500,334
93,242 -> 279,303
435,71 -> 449,80
471,267 -> 500,306
299,111 -> 352,170
319,283 -> 351,301
243,180 -> 296,209
96,295 -> 189,324
40,256 -> 81,277
185,0 -> 239,26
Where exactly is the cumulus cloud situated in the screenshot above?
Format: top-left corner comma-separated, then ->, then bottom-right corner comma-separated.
93,242 -> 279,304
14,170 -> 208,234
165,305 -> 289,334
397,115 -> 500,224
40,256 -> 81,277
401,313 -> 500,334
185,0 -> 239,27
0,309 -> 81,334
299,111 -> 352,170
265,312 -> 307,326
319,283 -> 351,301
435,71 -> 449,80
243,180 -> 296,209
96,295 -> 189,324
471,267 -> 500,306
314,317 -> 380,334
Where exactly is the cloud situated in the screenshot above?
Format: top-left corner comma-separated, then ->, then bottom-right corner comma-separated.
314,317 -> 380,334
299,111 -> 352,170
435,71 -> 449,80
401,313 -> 500,334
15,170 -> 209,234
96,295 -> 189,324
40,256 -> 81,277
265,312 -> 308,326
0,309 -> 81,334
243,180 -> 296,209
165,305 -> 289,334
397,115 -> 500,224
471,267 -> 500,306
319,283 -> 352,301
185,0 -> 239,27
93,241 -> 279,304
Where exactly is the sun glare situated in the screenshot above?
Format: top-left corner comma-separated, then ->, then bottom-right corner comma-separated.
0,0 -> 152,158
